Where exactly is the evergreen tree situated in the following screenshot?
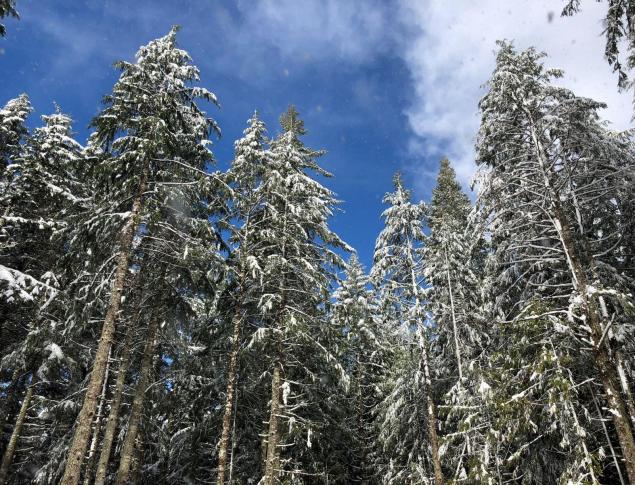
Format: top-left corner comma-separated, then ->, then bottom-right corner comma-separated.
0,0 -> 18,37
254,106 -> 348,484
476,41 -> 635,483
0,106 -> 87,483
60,26 -> 221,485
330,254 -> 390,482
216,112 -> 268,485
423,158 -> 491,482
371,173 -> 444,485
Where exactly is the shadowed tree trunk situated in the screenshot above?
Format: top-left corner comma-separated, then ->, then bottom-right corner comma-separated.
263,360 -> 282,485
94,309 -> 138,485
0,368 -> 20,448
417,326 -> 444,485
61,162 -> 149,485
216,302 -> 244,485
114,304 -> 160,485
0,374 -> 36,485
82,349 -> 111,485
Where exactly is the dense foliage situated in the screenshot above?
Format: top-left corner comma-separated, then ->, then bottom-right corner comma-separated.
1,24 -> 634,485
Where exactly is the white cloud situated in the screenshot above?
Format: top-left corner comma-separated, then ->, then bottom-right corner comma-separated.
234,0 -> 392,64
396,0 -> 633,192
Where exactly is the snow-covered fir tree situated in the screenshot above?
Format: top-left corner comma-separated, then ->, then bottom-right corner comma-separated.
329,254 -> 391,483
371,173 -> 444,485
251,106 -> 349,484
0,0 -> 18,37
423,158 -> 493,483
475,41 -> 635,483
58,26 -> 222,485
3,9 -> 635,485
0,107 -> 87,484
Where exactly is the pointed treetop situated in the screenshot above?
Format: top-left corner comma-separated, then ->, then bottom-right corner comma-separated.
280,105 -> 306,135
385,171 -> 413,208
428,158 -> 471,237
392,171 -> 404,190
1,93 -> 32,166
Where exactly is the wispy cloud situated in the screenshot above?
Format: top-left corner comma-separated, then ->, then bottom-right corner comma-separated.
394,0 -> 633,192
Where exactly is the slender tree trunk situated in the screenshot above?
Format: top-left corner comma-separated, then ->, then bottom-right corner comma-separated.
83,349 -> 111,485
526,116 -> 635,483
130,422 -> 145,484
114,306 -> 160,485
599,297 -> 635,432
0,375 -> 36,485
61,163 -> 149,485
353,358 -> 368,482
94,311 -> 137,485
417,325 -> 444,485
263,361 -> 282,485
216,305 -> 244,485
555,184 -> 635,484
444,248 -> 463,382
552,184 -> 635,484
228,382 -> 239,484
590,384 -> 625,485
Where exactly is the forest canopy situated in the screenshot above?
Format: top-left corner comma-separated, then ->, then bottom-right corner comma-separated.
1,2 -> 635,484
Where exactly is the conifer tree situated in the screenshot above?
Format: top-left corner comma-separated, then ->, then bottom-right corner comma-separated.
330,254 -> 389,482
0,0 -> 18,37
424,159 -> 481,385
216,112 -> 267,485
476,41 -> 635,483
0,106 -> 87,483
254,106 -> 348,484
60,26 -> 220,485
371,174 -> 444,485
423,158 -> 491,482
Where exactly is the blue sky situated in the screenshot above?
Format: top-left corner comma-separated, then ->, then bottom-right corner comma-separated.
1,0 -> 631,267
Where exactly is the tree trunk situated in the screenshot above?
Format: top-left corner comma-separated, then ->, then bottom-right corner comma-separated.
417,326 -> 444,485
590,323 -> 635,483
599,296 -> 635,432
263,362 -> 282,485
216,306 -> 244,485
0,374 -> 36,485
61,163 -> 148,485
552,184 -> 635,484
94,312 -> 137,485
409,241 -> 444,485
590,384 -> 625,485
82,349 -> 111,485
114,307 -> 160,485
444,248 -> 463,382
130,424 -> 145,484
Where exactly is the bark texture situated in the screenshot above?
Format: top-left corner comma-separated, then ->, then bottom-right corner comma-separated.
94,312 -> 137,485
114,306 -> 160,485
216,307 -> 243,485
60,163 -> 148,485
0,376 -> 35,485
263,362 -> 282,485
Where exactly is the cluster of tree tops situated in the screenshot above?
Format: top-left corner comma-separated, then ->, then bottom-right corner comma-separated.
1,12 -> 635,485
